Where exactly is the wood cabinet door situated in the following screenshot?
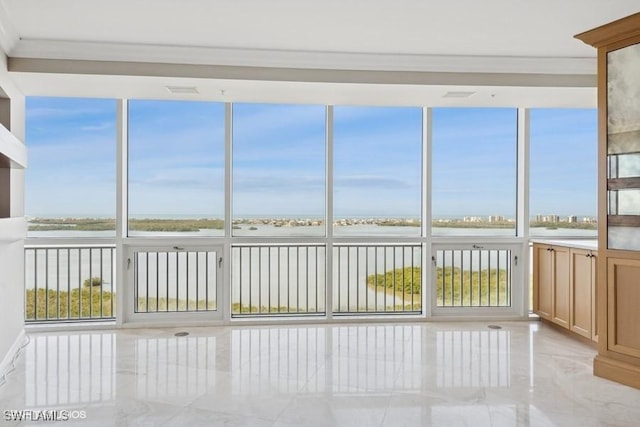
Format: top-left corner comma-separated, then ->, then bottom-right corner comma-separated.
552,246 -> 571,328
533,244 -> 553,320
591,253 -> 598,342
570,249 -> 592,338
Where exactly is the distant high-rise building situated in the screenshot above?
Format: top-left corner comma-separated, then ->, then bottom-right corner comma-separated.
568,215 -> 578,223
542,215 -> 560,223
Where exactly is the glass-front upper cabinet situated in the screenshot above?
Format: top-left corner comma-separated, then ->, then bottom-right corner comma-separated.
607,41 -> 640,250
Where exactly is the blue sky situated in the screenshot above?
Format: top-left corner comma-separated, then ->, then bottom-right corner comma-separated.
25,97 -> 597,219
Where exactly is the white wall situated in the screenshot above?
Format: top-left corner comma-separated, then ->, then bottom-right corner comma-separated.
0,239 -> 24,362
0,51 -> 26,369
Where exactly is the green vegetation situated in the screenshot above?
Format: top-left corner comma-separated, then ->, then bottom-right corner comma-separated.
129,219 -> 223,232
231,303 -> 318,314
367,266 -> 510,307
432,220 -> 514,229
367,266 -> 421,295
83,277 -> 103,287
25,288 -> 115,321
28,218 -> 116,231
377,220 -> 420,227
136,297 -> 216,312
436,266 -> 509,306
28,218 -> 224,232
530,221 -> 596,230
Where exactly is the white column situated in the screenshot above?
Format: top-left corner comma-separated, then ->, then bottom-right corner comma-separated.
115,99 -> 128,325
517,108 -> 530,238
325,105 -> 334,320
422,107 -> 432,318
517,107 -> 531,316
223,102 -> 232,322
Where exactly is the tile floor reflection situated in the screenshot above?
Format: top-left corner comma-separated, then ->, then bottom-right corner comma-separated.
1,321 -> 640,426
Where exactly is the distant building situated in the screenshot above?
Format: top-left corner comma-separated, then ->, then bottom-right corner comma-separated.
540,215 -> 560,223
488,215 -> 505,222
463,216 -> 482,222
568,216 -> 578,223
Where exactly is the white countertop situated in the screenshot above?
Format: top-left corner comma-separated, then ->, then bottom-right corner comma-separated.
530,239 -> 597,251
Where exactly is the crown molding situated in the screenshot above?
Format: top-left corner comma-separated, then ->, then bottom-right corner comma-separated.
10,38 -> 596,76
575,12 -> 640,48
8,57 -> 596,90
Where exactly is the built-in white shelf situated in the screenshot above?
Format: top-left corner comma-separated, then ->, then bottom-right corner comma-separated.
0,217 -> 27,242
0,124 -> 26,221
0,124 -> 26,169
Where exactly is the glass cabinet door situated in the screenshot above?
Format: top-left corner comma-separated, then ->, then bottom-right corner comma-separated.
607,42 -> 640,250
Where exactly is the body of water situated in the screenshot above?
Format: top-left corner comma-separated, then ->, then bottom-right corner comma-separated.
25,225 -> 596,312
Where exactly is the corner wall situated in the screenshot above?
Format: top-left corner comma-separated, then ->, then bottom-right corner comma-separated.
0,50 -> 26,371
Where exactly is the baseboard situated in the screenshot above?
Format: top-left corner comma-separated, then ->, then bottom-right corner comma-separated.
594,354 -> 640,390
539,318 -> 597,348
0,329 -> 26,384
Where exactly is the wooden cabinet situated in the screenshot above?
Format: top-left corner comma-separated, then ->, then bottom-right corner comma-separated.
576,11 -> 640,389
533,243 -> 597,342
570,249 -> 597,340
533,244 -> 553,320
552,246 -> 571,328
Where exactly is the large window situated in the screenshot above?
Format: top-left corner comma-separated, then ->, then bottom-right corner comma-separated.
432,108 -> 517,236
26,97 -> 117,237
333,106 -> 422,235
232,103 -> 326,236
128,100 -> 225,236
529,109 -> 597,237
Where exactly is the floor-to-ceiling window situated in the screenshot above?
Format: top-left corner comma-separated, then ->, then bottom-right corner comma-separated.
333,106 -> 423,236
25,97 -> 117,237
432,108 -> 517,236
529,109 -> 597,237
23,96 -> 598,323
24,97 -> 117,321
431,108 -> 518,309
128,100 -> 225,237
232,103 -> 326,237
231,103 -> 327,315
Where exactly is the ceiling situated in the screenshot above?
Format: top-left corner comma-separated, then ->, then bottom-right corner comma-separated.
0,0 -> 638,107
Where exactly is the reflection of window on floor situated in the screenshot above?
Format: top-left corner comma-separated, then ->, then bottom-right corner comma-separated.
331,325 -> 423,393
231,328 -> 325,394
134,336 -> 218,399
436,330 -> 511,388
26,334 -> 116,407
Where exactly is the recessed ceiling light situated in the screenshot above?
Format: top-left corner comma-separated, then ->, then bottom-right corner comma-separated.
442,91 -> 476,98
166,86 -> 199,94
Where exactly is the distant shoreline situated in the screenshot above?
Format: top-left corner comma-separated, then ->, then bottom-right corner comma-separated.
27,217 -> 597,232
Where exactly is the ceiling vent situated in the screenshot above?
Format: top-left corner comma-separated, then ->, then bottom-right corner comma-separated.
442,91 -> 476,98
166,86 -> 199,94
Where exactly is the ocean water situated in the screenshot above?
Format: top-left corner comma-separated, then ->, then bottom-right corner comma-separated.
25,225 -> 596,312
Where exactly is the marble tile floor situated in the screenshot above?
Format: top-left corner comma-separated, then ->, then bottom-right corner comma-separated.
1,321 -> 639,426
